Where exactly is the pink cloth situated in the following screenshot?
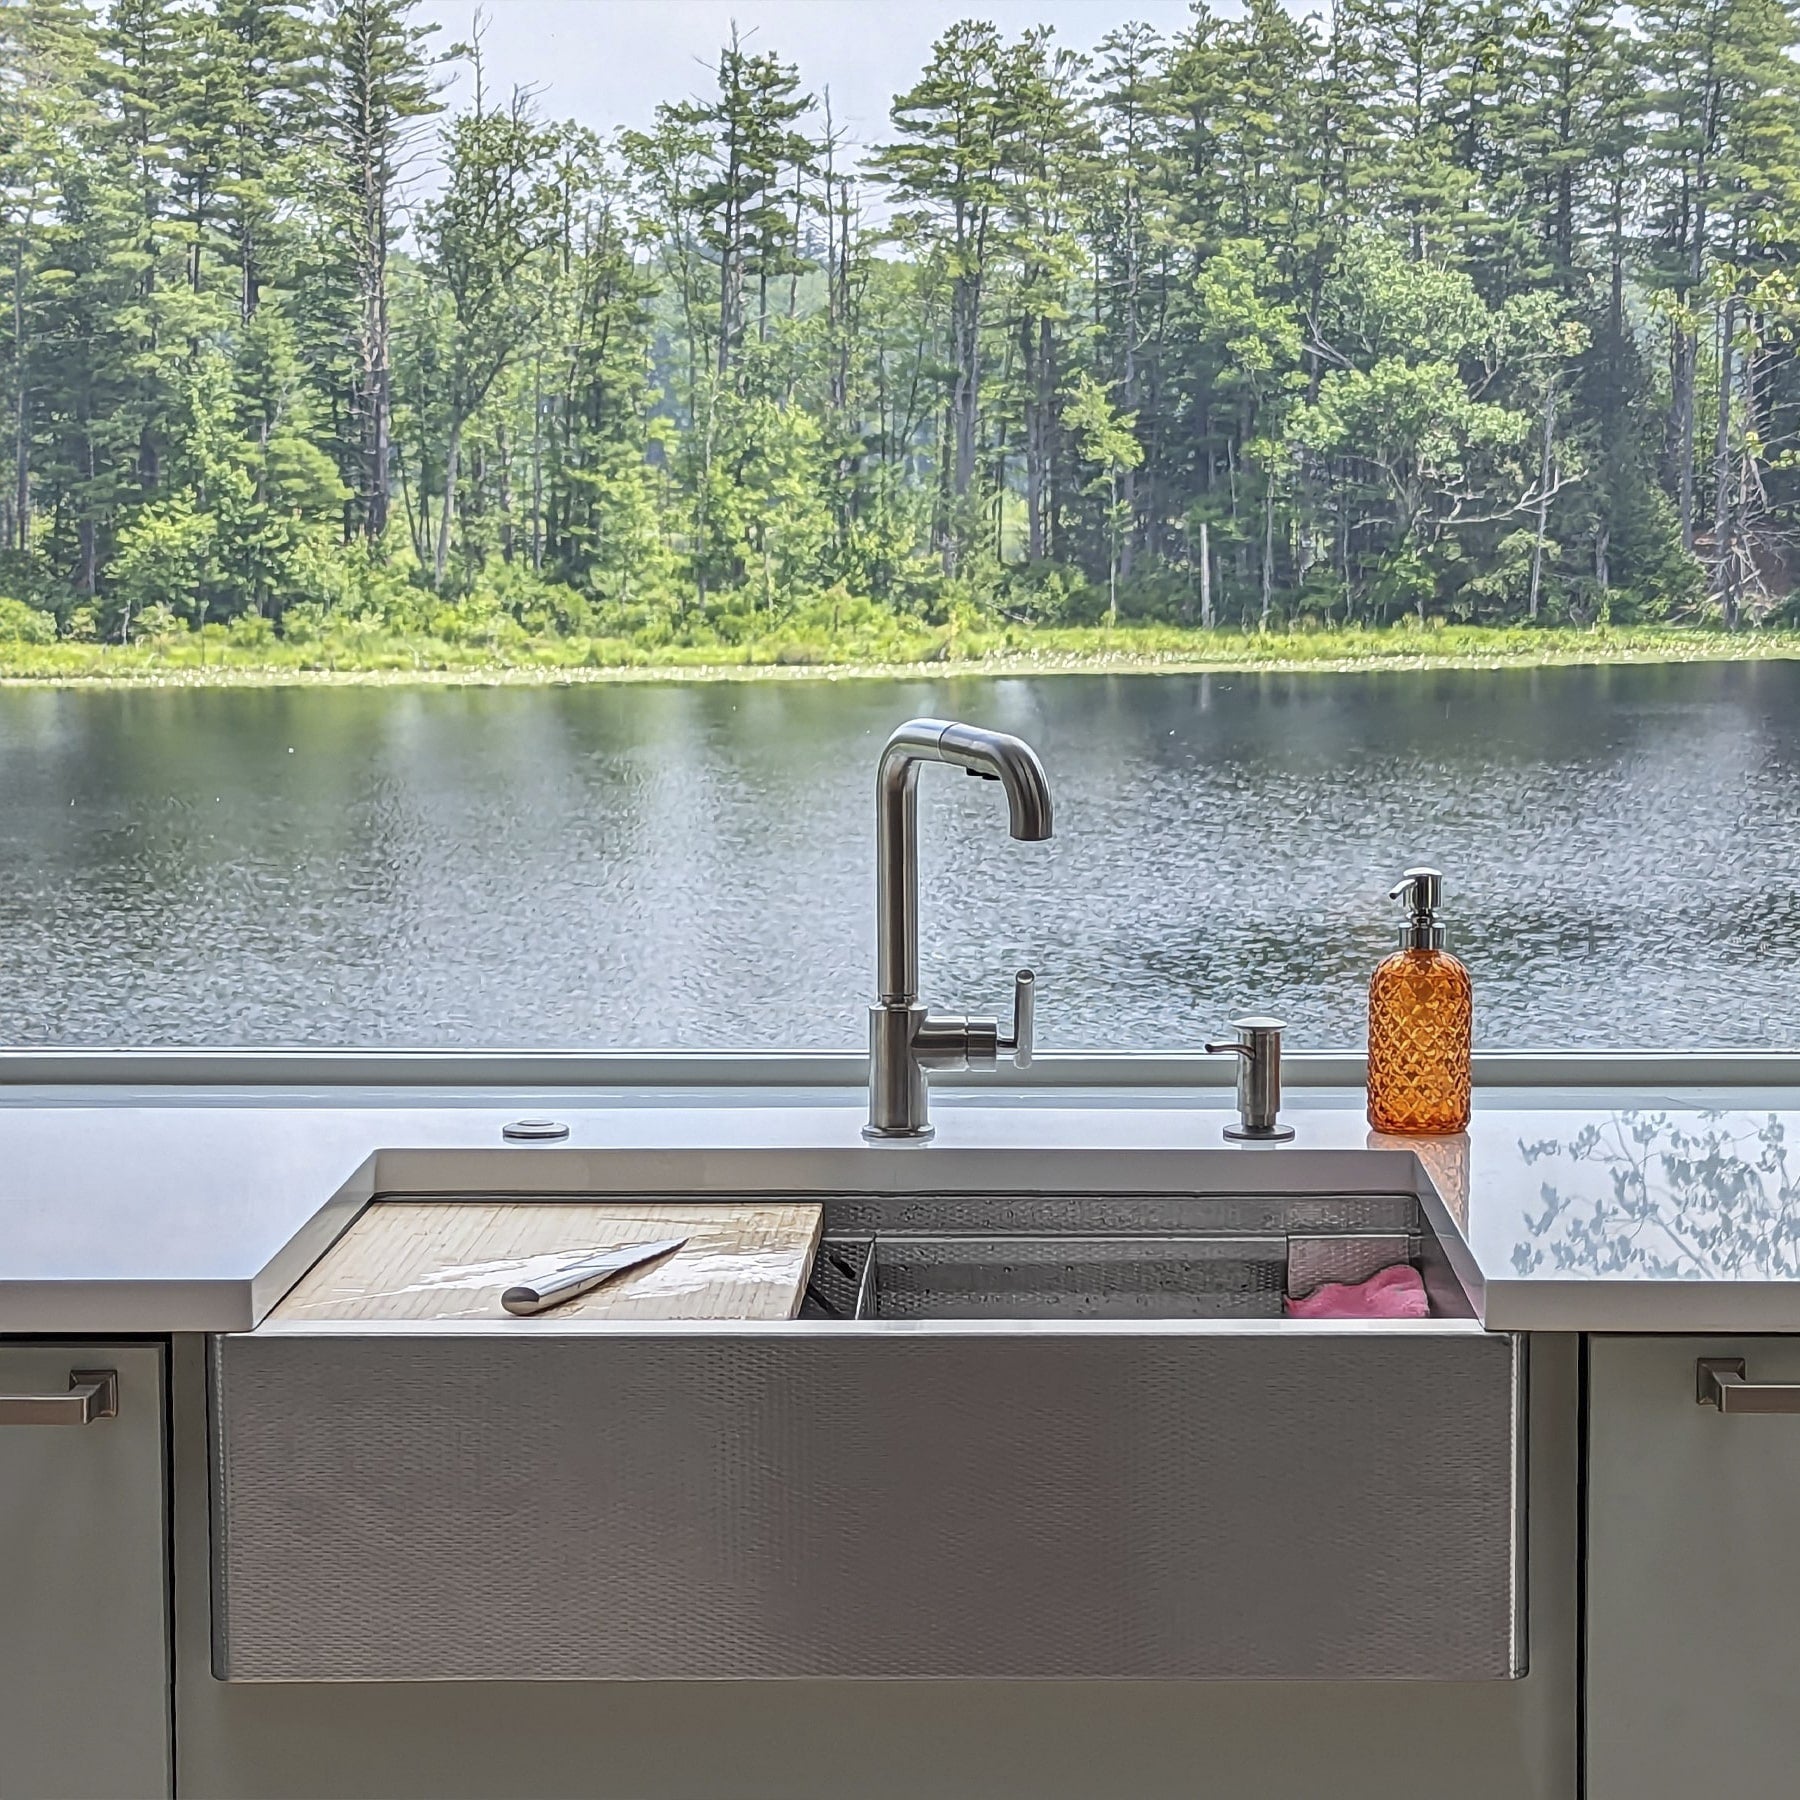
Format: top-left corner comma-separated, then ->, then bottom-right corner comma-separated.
1285,1262 -> 1430,1320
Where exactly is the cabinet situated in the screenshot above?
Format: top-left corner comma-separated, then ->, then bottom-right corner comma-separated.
0,1342 -> 169,1799
1588,1335 -> 1800,1799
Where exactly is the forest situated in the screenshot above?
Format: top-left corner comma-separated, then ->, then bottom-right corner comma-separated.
3,0 -> 1800,665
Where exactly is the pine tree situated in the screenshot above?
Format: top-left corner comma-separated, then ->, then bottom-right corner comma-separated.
186,0 -> 315,323
1,0 -> 99,556
1091,23 -> 1168,574
1349,0 -> 1477,262
411,53 -> 557,587
996,27 -> 1095,569
533,132 -> 663,596
662,29 -> 815,382
320,0 -> 442,544
873,20 -> 1011,572
1640,0 -> 1800,599
42,0 -> 198,597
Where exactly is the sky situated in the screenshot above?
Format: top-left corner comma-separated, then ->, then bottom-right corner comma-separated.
410,0 -> 1207,155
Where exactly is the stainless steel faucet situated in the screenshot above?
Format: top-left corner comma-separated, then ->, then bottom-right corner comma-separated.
865,718 -> 1053,1140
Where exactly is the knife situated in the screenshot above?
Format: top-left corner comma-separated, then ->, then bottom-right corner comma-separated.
500,1237 -> 688,1316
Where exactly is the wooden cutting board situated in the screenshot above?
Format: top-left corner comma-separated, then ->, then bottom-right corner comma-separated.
270,1200 -> 823,1323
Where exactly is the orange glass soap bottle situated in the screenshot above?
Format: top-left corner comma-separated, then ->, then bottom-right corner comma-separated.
1366,866 -> 1471,1135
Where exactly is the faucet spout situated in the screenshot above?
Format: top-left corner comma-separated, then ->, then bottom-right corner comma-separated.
936,721 -> 1054,841
867,718 -> 1053,1140
874,719 -> 1053,1003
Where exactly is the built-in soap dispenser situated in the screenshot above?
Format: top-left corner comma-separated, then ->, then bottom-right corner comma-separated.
1366,866 -> 1472,1135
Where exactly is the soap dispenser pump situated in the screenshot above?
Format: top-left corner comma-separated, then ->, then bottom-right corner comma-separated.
1366,866 -> 1472,1135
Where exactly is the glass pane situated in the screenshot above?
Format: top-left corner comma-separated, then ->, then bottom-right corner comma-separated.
5,2 -> 1791,1049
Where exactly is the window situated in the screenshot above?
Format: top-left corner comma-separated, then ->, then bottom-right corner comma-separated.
3,0 -> 1793,1048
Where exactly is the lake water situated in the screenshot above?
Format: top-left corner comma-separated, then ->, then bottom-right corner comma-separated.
4,662 -> 1797,1050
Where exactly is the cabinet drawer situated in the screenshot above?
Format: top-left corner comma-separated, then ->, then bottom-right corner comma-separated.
211,1321 -> 1524,1682
1,1342 -> 169,1798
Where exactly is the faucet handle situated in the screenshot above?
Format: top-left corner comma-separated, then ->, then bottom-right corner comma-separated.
997,969 -> 1035,1069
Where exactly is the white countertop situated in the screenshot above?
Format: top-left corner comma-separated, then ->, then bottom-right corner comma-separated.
2,1080 -> 1797,1333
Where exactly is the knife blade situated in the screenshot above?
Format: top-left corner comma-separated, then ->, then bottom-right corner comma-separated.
500,1236 -> 688,1316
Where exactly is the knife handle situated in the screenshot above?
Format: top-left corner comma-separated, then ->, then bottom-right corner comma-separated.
500,1240 -> 685,1317
502,1261 -> 617,1316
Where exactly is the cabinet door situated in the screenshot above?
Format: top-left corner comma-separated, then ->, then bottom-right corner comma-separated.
1588,1335 -> 1800,1800
0,1342 -> 169,1799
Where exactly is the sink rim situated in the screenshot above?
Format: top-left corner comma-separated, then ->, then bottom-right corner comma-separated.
252,1142 -> 1485,1335
243,1311 -> 1491,1337
366,1141 -> 1430,1203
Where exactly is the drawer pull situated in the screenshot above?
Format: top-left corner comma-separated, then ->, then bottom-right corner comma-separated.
0,1369 -> 118,1426
1696,1357 -> 1800,1412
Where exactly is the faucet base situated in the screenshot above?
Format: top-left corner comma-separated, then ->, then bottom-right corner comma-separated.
867,1001 -> 933,1140
861,1121 -> 936,1143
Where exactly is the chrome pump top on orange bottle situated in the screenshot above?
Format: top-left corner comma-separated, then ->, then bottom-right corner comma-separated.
1366,866 -> 1472,1135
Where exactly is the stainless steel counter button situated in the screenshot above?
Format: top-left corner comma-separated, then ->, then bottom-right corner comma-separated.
502,1118 -> 570,1142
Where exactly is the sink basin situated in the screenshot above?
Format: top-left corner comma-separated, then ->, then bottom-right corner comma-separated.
801,1189 -> 1431,1320
857,1234 -> 1289,1319
212,1150 -> 1516,1683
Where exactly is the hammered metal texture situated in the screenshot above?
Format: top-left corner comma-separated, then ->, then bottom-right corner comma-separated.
212,1329 -> 1520,1682
816,1191 -> 1420,1237
868,1235 -> 1287,1319
1287,1233 -> 1417,1299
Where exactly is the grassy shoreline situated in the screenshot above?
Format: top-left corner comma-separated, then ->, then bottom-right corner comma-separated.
0,623 -> 1796,688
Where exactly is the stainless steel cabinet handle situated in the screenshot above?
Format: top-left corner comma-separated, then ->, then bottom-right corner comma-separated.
0,1369 -> 118,1425
1696,1357 -> 1800,1413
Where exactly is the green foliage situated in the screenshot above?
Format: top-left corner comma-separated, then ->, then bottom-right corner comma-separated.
3,0 -> 1794,646
0,615 -> 1793,685
1064,375 -> 1144,479
111,496 -> 219,632
0,596 -> 57,643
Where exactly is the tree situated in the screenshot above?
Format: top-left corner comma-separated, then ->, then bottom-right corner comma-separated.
1064,372 -> 1143,624
1,0 -> 99,554
40,0 -> 208,596
874,20 -> 1011,572
412,63 -> 557,586
1195,238 -> 1304,622
320,0 -> 443,545
1296,230 -> 1539,613
183,0 -> 316,324
1634,0 -> 1800,614
662,29 -> 815,380
8,0 -> 1799,637
533,132 -> 665,597
1350,0 -> 1476,262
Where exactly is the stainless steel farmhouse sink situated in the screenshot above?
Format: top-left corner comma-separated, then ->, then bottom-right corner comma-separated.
209,1148 -> 1522,1685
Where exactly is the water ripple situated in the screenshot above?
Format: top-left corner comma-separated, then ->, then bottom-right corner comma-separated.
0,663 -> 1794,1049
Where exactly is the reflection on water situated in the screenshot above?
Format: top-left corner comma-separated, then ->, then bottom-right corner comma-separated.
1514,1112 -> 1800,1280
3,660 -> 1798,1048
